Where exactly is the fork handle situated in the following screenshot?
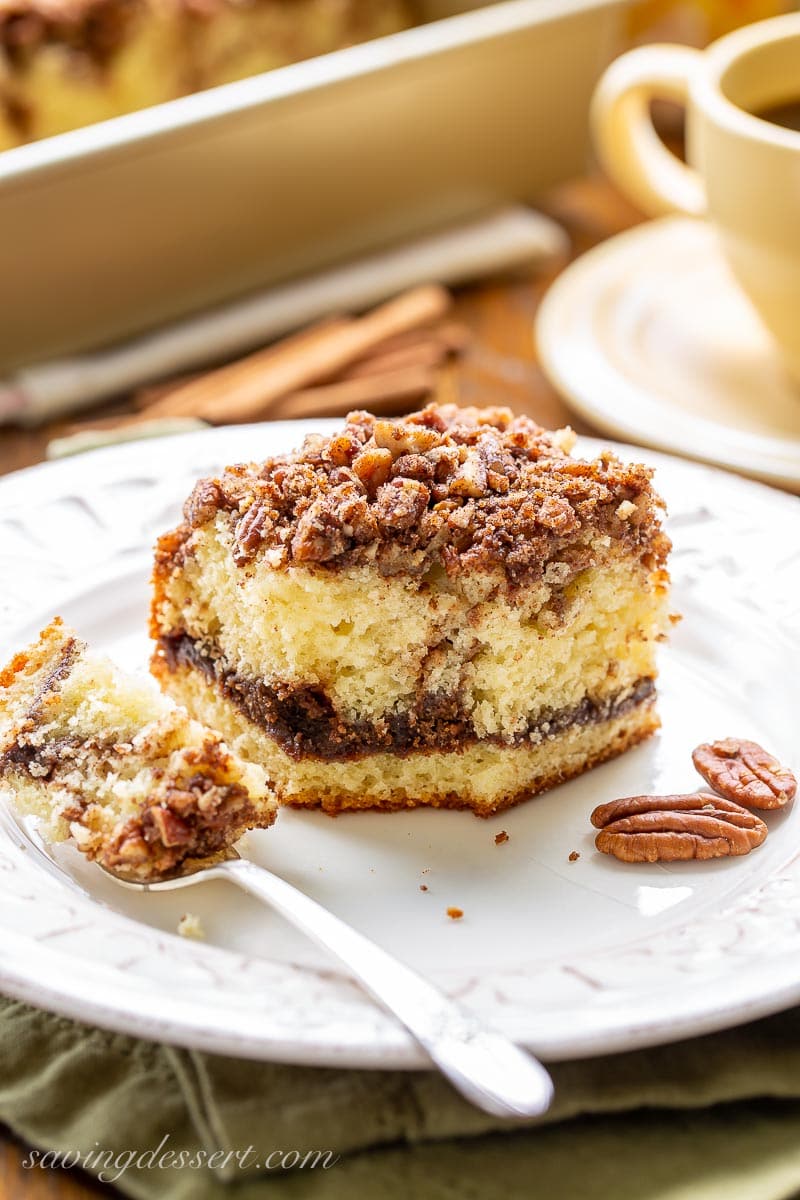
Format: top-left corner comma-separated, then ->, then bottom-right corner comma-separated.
218,856 -> 553,1119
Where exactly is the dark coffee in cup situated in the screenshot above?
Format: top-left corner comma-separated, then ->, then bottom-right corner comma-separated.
753,99 -> 800,132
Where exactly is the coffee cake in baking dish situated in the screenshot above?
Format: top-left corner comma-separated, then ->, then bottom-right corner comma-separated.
151,404 -> 671,815
0,0 -> 412,147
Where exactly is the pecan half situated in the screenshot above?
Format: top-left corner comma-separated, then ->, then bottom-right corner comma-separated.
591,793 -> 767,863
693,738 -> 797,810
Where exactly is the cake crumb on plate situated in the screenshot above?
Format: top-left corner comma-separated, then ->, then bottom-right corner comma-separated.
178,913 -> 206,940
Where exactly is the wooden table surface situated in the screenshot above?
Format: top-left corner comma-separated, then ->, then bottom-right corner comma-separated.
0,174 -> 669,1198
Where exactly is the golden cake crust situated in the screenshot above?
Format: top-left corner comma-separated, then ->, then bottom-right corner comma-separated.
295,708 -> 661,817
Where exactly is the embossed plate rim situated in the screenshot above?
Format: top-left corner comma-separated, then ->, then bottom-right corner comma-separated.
0,420 -> 798,1067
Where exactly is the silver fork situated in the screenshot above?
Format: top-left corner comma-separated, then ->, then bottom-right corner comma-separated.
1,802 -> 553,1119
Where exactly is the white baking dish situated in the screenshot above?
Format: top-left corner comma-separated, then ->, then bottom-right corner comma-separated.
0,0 -> 625,372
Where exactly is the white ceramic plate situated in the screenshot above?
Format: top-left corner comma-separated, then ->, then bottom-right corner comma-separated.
0,421 -> 798,1068
535,216 -> 800,493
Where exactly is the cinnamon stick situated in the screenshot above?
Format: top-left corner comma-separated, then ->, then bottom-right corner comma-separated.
344,321 -> 471,361
339,339 -> 449,380
133,316 -> 351,411
262,367 -> 436,422
133,371 -> 205,410
144,285 -> 451,423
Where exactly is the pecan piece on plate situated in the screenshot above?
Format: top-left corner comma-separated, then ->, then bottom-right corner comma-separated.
590,793 -> 768,863
692,738 -> 797,810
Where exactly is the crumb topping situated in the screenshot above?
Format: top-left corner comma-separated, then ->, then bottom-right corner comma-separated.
170,404 -> 669,584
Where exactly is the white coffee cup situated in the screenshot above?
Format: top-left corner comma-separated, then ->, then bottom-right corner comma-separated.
591,14 -> 800,388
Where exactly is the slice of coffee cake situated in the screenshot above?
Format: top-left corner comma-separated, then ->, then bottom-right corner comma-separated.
151,405 -> 671,815
0,618 -> 276,879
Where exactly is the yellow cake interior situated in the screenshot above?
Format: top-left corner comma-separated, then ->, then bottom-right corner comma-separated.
154,547 -> 666,744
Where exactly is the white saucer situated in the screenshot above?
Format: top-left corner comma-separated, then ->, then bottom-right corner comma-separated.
536,216 -> 800,492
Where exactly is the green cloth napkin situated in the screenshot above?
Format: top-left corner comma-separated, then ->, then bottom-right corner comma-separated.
5,996 -> 800,1200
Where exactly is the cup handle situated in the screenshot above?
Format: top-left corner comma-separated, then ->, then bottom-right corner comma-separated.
590,44 -> 707,218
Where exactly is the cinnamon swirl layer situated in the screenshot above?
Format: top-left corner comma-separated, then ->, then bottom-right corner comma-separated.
155,630 -> 656,762
152,654 -> 660,815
